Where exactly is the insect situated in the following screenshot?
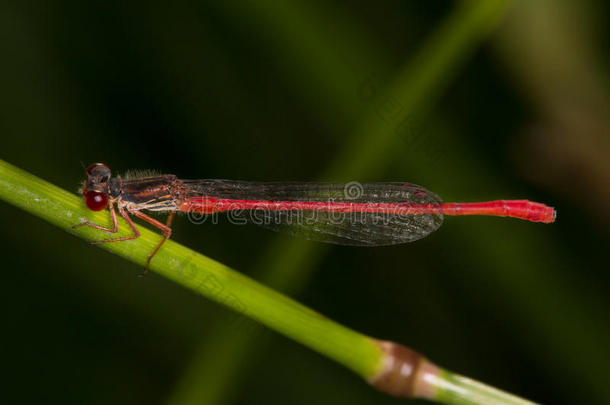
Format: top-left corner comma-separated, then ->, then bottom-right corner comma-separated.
74,163 -> 556,274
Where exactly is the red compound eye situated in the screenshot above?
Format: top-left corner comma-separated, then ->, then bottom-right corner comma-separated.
84,190 -> 108,211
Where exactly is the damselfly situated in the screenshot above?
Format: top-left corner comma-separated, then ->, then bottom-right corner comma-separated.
73,163 -> 556,273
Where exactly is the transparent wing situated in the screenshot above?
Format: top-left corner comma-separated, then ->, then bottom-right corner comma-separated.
181,180 -> 444,246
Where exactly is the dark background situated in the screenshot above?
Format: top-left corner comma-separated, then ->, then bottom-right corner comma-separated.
1,1 -> 609,404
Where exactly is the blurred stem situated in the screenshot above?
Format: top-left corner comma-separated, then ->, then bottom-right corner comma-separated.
211,0 -> 387,127
0,159 -> 540,405
432,371 -> 540,405
168,1 -> 513,404
326,0 -> 512,180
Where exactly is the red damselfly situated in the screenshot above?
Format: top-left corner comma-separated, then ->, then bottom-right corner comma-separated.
73,163 -> 556,274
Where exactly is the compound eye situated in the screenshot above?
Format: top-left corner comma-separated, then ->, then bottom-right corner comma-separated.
84,190 -> 108,211
86,163 -> 111,179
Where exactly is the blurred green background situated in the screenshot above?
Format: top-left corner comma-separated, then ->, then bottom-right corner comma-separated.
1,1 -> 609,404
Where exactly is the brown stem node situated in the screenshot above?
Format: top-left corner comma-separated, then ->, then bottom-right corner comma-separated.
368,340 -> 440,399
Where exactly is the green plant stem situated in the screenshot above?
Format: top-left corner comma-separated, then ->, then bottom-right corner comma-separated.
0,159 -> 541,405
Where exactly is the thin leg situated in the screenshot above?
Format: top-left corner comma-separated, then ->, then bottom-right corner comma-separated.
131,210 -> 175,276
73,203 -> 174,276
72,202 -> 119,233
88,203 -> 140,244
